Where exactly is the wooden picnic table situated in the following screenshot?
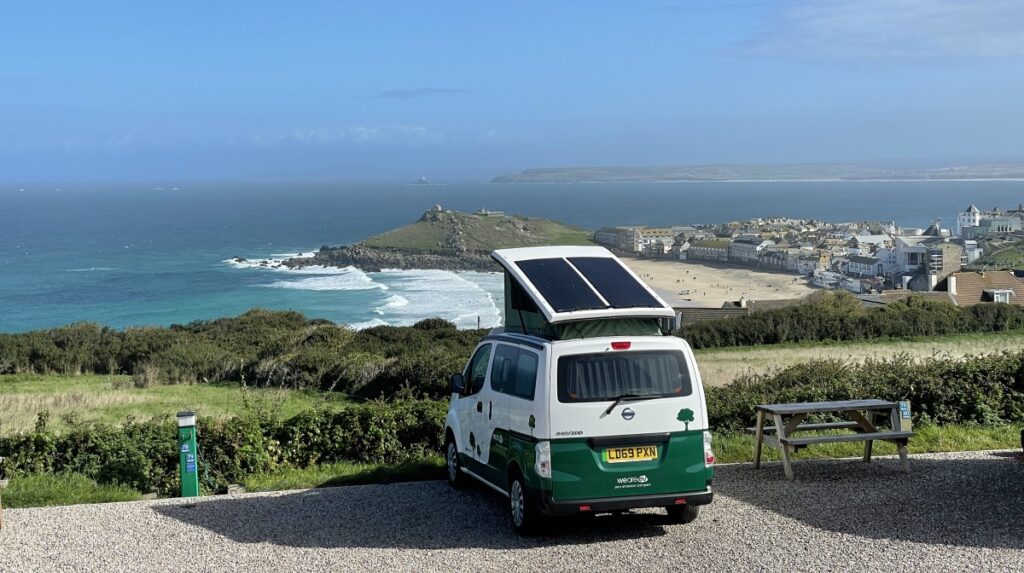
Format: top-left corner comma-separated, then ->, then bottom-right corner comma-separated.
749,399 -> 915,480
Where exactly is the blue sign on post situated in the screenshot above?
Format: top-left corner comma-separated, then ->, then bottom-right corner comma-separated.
898,400 -> 913,431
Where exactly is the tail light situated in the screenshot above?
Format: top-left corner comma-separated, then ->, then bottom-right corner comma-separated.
703,431 -> 715,466
535,441 -> 552,478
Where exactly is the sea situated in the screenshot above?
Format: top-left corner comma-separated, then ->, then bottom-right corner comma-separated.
2,180 -> 1022,333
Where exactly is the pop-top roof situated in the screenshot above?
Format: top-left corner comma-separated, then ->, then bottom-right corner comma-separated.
492,246 -> 675,324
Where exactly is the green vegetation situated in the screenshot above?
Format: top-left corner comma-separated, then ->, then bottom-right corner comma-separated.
361,209 -> 592,252
0,373 -> 347,434
681,290 -> 1024,349
713,424 -> 1021,464
0,310 -> 482,400
243,456 -> 445,492
3,303 -> 1024,508
971,238 -> 1024,269
694,329 -> 1024,387
0,400 -> 445,497
706,352 -> 1024,431
2,473 -> 141,508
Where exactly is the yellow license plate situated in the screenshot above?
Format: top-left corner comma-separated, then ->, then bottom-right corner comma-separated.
604,445 -> 658,463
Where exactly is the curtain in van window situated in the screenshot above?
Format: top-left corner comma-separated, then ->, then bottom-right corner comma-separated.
557,351 -> 692,403
513,350 -> 538,400
490,344 -> 519,394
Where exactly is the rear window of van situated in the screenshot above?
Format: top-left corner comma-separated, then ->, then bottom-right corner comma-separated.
557,351 -> 692,403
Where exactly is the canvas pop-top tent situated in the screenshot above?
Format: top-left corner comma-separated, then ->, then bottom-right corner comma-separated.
491,246 -> 677,340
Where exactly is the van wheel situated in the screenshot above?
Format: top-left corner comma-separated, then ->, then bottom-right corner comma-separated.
665,504 -> 700,524
445,436 -> 469,489
509,471 -> 541,535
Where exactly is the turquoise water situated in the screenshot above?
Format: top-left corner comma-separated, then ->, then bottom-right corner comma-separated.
2,179 -> 1021,332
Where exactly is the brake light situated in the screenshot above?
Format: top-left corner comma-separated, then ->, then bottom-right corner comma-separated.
611,341 -> 631,350
704,431 -> 715,467
535,441 -> 552,478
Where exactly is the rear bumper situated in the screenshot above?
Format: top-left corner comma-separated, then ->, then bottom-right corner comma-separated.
538,487 -> 714,516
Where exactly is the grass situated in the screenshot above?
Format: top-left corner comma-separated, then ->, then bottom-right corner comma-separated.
242,456 -> 446,492
694,330 -> 1024,387
0,373 -> 351,435
361,210 -> 592,252
1,473 -> 141,508
713,424 -> 1023,464
972,238 -> 1024,269
1,427 -> 1018,508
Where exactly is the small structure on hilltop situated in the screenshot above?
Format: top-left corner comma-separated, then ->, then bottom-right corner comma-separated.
475,207 -> 505,217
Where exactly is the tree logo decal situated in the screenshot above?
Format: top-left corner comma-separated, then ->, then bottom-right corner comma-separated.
677,408 -> 695,431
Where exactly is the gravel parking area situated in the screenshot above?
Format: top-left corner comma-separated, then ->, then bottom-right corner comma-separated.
1,450 -> 1022,572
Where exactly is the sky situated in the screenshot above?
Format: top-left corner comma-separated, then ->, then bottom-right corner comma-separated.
2,1 -> 1023,182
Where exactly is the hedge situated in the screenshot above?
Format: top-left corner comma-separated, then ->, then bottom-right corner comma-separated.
706,351 -> 1024,431
681,291 -> 1024,349
0,400 -> 446,496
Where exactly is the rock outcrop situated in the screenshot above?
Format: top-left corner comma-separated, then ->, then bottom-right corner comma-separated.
283,244 -> 497,273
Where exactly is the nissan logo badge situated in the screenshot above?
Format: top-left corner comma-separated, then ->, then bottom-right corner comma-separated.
621,407 -> 635,421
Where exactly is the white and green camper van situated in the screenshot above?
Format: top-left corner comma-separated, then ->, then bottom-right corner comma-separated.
444,246 -> 714,534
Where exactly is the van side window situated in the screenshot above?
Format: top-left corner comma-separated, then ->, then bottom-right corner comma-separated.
490,344 -> 519,394
465,344 -> 492,395
512,350 -> 538,400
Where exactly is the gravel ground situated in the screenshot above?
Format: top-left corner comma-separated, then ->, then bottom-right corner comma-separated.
1,450 -> 1022,572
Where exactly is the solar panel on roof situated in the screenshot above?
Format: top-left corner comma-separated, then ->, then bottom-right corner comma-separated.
516,258 -> 608,313
568,257 -> 663,309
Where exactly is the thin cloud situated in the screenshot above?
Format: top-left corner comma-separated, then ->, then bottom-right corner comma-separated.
376,87 -> 471,99
736,0 -> 1024,59
251,125 -> 446,147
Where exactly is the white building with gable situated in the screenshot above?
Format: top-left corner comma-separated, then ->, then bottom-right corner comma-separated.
957,204 -> 981,237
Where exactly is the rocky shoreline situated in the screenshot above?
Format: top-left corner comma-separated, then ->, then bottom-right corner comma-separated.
281,245 -> 499,273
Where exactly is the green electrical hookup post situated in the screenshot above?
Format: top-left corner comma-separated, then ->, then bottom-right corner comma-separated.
177,411 -> 199,498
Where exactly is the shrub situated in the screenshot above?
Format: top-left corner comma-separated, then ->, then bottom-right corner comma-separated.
0,311 -> 484,399
706,351 -> 1024,431
680,291 -> 1024,349
0,400 -> 447,497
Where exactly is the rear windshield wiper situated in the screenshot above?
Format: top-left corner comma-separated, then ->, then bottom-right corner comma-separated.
603,393 -> 660,416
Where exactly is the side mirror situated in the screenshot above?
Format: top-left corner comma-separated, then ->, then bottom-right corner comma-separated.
450,373 -> 465,395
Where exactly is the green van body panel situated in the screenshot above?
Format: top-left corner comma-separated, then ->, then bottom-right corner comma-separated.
460,429 -> 546,492
460,429 -> 709,502
549,430 -> 708,501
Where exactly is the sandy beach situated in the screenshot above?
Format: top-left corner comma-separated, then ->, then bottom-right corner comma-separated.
620,256 -> 815,308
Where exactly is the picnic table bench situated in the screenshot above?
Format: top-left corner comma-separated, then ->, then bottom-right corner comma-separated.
747,399 -> 914,480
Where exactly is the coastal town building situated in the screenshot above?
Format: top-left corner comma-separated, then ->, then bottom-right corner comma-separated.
686,239 -> 730,262
594,205 -> 1016,297
728,236 -> 773,264
934,271 -> 1024,306
847,255 -> 884,277
962,216 -> 1022,239
957,204 -> 982,237
594,227 -> 636,252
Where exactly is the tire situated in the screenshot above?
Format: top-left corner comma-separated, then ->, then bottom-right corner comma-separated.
665,504 -> 700,524
445,436 -> 469,489
509,471 -> 541,535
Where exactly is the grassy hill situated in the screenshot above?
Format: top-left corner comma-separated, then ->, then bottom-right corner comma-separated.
291,207 -> 592,271
361,207 -> 592,251
969,238 -> 1024,269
